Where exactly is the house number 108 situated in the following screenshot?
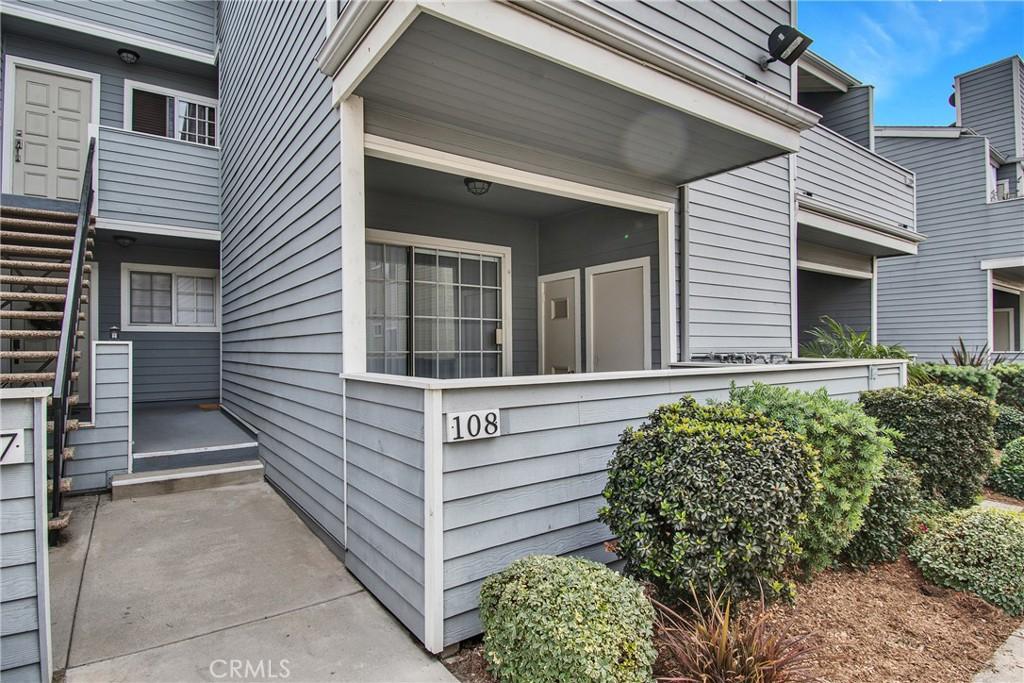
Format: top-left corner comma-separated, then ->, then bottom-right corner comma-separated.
446,409 -> 500,442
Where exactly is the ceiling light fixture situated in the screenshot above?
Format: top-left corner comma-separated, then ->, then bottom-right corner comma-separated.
117,48 -> 140,65
114,234 -> 137,248
464,177 -> 492,196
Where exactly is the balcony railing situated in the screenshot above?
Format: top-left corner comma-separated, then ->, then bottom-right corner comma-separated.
796,124 -> 916,233
96,126 -> 220,232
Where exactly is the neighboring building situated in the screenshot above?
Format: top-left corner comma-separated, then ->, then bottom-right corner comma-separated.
1,1 -> 916,668
876,56 -> 1024,360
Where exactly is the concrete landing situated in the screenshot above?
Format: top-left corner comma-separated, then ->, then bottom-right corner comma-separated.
52,481 -> 455,682
973,624 -> 1024,683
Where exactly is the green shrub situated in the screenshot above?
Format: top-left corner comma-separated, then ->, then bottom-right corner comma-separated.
800,316 -> 912,359
989,437 -> 1024,500
995,405 -> 1024,448
600,398 -> 819,604
730,383 -> 893,573
909,508 -> 1024,615
993,364 -> 1024,409
841,458 -> 923,566
915,363 -> 999,400
860,384 -> 996,508
479,555 -> 656,683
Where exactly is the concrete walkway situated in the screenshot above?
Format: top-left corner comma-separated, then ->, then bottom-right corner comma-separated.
50,481 -> 455,682
972,497 -> 1024,682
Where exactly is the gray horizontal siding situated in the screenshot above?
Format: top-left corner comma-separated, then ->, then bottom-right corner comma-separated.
439,361 -> 904,645
539,205 -> 663,369
797,124 -> 915,230
94,239 -> 219,404
799,85 -> 873,150
797,270 -> 871,345
0,31 -> 217,129
876,134 -> 1024,360
595,0 -> 792,96
218,0 -> 347,560
67,343 -> 131,491
0,393 -> 48,683
344,380 -> 426,642
957,58 -> 1020,159
97,127 -> 219,231
4,0 -> 217,54
686,157 -> 793,355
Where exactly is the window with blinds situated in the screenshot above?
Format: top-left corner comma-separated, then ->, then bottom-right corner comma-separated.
129,85 -> 217,146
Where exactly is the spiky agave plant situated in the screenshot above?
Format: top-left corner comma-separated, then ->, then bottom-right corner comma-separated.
654,587 -> 819,683
942,337 -> 991,367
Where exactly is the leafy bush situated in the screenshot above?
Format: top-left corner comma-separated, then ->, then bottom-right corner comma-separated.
479,555 -> 656,683
800,316 -> 912,359
730,383 -> 893,573
841,458 -> 923,566
909,508 -> 1024,615
989,437 -> 1024,500
995,405 -> 1024,448
860,384 -> 996,508
993,364 -> 1024,409
915,363 -> 999,400
655,588 -> 818,683
600,398 -> 819,604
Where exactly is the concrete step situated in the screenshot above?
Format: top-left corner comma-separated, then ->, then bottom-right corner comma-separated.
111,460 -> 265,500
132,441 -> 260,473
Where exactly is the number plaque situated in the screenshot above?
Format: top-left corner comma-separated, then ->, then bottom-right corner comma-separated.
445,409 -> 500,443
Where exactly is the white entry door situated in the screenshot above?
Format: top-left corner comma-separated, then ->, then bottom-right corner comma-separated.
994,307 -> 1015,352
585,258 -> 651,372
11,66 -> 93,200
538,271 -> 580,374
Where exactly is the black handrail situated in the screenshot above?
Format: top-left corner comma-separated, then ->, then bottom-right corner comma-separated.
51,137 -> 95,519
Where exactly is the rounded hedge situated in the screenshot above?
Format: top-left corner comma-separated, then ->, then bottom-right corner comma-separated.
730,383 -> 892,573
989,437 -> 1024,500
996,405 -> 1024,448
993,364 -> 1024,409
914,364 -> 999,400
841,457 -> 922,566
908,508 -> 1024,615
479,555 -> 656,683
600,397 -> 819,603
860,384 -> 996,509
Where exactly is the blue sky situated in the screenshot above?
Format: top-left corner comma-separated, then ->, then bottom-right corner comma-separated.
798,1 -> 1024,126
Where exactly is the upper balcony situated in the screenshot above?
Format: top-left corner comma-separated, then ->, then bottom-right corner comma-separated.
96,127 -> 220,234
796,124 -> 923,257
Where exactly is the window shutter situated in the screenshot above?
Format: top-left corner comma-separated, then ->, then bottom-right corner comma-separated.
132,90 -> 171,137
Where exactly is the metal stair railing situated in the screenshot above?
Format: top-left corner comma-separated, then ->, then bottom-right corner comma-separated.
51,137 -> 95,519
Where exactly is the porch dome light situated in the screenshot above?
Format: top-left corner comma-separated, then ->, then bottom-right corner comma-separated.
117,48 -> 141,65
464,177 -> 492,196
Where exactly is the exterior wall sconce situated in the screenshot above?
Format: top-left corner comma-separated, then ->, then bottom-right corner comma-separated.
117,48 -> 140,65
464,178 -> 492,196
109,325 -> 120,340
759,25 -> 812,70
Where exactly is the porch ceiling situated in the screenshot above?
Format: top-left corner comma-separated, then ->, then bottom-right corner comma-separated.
353,14 -> 789,186
797,210 -> 923,258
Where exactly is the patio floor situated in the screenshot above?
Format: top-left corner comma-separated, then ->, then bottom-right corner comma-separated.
50,481 -> 455,682
132,404 -> 259,472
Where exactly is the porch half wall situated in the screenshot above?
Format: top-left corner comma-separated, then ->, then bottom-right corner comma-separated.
343,359 -> 905,651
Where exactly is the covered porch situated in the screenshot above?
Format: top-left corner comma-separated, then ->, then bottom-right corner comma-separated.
985,259 -> 1024,355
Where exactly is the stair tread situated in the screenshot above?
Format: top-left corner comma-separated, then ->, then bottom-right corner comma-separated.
0,274 -> 87,287
47,478 -> 73,493
0,310 -> 86,320
0,230 -> 83,245
0,217 -> 94,233
47,446 -> 76,463
5,371 -> 78,383
1,291 -> 67,302
0,244 -> 88,258
47,418 -> 81,432
48,509 -> 71,531
0,350 -> 79,360
1,206 -> 79,221
0,330 -> 83,339
0,260 -> 90,272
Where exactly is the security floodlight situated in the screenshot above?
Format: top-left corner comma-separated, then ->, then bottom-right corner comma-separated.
759,25 -> 812,70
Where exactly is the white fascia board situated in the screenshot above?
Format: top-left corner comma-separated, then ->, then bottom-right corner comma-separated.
324,1 -> 812,152
799,51 -> 860,92
95,218 -> 220,241
875,127 -> 964,139
796,205 -> 921,256
980,257 -> 1024,270
0,4 -> 216,65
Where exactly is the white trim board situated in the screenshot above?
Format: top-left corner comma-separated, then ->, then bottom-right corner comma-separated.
96,217 -> 221,241
537,270 -> 583,374
2,56 -> 102,195
31,392 -> 53,683
796,260 -> 874,280
364,228 -> 515,377
584,257 -> 653,372
981,257 -> 1024,270
133,442 -> 259,459
421,387 -> 444,653
119,262 -> 221,333
0,3 -> 216,65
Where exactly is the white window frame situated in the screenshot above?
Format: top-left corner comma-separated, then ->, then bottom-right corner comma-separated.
122,79 -> 219,147
584,257 -> 653,372
120,263 -> 220,333
365,228 -> 514,377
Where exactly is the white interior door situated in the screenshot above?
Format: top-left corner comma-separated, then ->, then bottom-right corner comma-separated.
538,271 -> 580,374
586,258 -> 651,372
12,66 -> 93,199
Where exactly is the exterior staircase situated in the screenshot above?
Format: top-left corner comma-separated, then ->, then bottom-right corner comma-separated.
1,140 -> 96,532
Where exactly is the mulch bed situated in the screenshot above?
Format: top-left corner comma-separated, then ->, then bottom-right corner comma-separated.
443,557 -> 1020,683
984,488 -> 1024,508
